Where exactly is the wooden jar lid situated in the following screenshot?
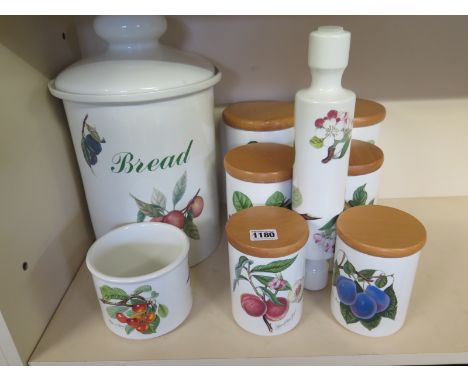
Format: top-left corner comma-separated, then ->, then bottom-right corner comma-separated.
225,206 -> 309,258
336,205 -> 427,258
224,143 -> 294,183
354,98 -> 386,127
222,101 -> 294,131
348,139 -> 384,176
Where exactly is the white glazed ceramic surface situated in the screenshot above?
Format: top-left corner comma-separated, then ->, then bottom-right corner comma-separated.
225,173 -> 292,218
228,244 -> 306,336
330,237 -> 421,337
61,89 -> 220,267
352,123 -> 381,145
86,222 -> 192,340
345,168 -> 382,207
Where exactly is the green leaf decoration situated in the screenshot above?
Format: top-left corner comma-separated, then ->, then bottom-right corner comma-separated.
148,315 -> 161,333
232,191 -> 253,212
130,194 -> 164,218
331,262 -> 340,286
100,285 -> 129,300
310,136 -> 324,149
158,304 -> 169,318
375,276 -> 388,288
260,287 -> 283,306
125,325 -> 135,335
282,281 -> 292,291
360,314 -> 382,330
105,306 -> 128,318
265,191 -> 285,207
151,188 -> 167,210
172,170 -> 187,208
380,284 -> 398,320
343,261 -> 355,276
340,302 -> 359,324
368,139 -> 376,145
183,215 -> 200,240
137,210 -> 146,223
355,280 -> 364,293
251,255 -> 297,274
337,131 -> 352,159
319,215 -> 338,233
358,269 -> 375,279
86,123 -> 104,143
233,256 -> 252,291
352,184 -> 368,206
151,291 -> 159,298
129,297 -> 146,305
253,275 -> 274,286
292,186 -> 303,209
133,285 -> 152,295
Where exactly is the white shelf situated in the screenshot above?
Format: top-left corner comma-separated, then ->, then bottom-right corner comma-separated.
29,197 -> 468,365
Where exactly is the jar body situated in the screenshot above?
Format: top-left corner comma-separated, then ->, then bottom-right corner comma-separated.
228,244 -> 306,336
63,88 -> 220,266
352,122 -> 381,145
345,168 -> 382,208
225,173 -> 292,218
330,236 -> 421,337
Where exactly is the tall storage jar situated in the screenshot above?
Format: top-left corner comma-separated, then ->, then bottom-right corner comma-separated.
49,16 -> 222,266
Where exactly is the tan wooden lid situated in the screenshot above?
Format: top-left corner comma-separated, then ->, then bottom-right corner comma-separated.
337,205 -> 427,258
348,139 -> 384,176
225,206 -> 309,258
224,143 -> 294,183
354,98 -> 386,127
222,101 -> 294,131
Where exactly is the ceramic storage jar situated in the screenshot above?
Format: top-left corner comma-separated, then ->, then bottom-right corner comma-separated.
345,140 -> 384,208
353,98 -> 386,144
330,205 -> 427,337
226,206 -> 309,336
224,143 -> 294,218
48,16 -> 221,266
222,101 -> 295,153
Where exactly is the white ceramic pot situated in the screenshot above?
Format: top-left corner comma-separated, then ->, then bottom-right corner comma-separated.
345,140 -> 384,208
330,205 -> 426,337
225,206 -> 308,336
352,98 -> 386,145
86,222 -> 192,340
49,16 -> 221,266
223,143 -> 294,218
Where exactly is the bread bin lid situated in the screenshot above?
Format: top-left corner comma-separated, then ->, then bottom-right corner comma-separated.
225,206 -> 309,258
223,101 -> 294,131
49,16 -> 221,103
336,205 -> 427,258
224,143 -> 294,183
348,139 -> 384,176
354,98 -> 386,127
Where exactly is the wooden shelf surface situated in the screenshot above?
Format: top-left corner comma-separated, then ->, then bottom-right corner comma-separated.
29,198 -> 468,365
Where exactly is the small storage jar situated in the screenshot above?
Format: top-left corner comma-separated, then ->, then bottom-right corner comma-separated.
224,143 -> 294,218
330,205 -> 427,337
222,101 -> 295,153
345,140 -> 384,208
352,98 -> 386,144
48,16 -> 222,266
226,206 -> 309,336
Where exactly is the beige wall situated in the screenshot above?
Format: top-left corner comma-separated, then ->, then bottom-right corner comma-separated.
0,16 -> 95,364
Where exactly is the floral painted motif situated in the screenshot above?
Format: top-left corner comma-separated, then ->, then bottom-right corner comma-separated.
131,171 -> 203,240
233,255 -> 300,333
310,109 -> 352,164
232,191 -> 291,212
345,184 -> 375,209
81,114 -> 105,174
332,250 -> 398,331
313,215 -> 338,255
99,284 -> 168,335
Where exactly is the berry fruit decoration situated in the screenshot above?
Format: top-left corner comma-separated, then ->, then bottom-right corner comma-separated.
80,115 -> 106,174
131,170 -> 203,240
99,284 -> 169,335
332,250 -> 398,331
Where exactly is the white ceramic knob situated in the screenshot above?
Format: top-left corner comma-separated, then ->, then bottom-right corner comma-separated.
308,26 -> 351,69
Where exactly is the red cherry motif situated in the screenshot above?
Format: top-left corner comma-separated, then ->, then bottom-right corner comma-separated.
132,303 -> 147,314
144,312 -> 157,323
190,196 -> 204,218
163,210 -> 185,228
127,318 -> 139,328
327,110 -> 338,119
115,312 -> 127,323
136,322 -> 149,333
315,118 -> 325,128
